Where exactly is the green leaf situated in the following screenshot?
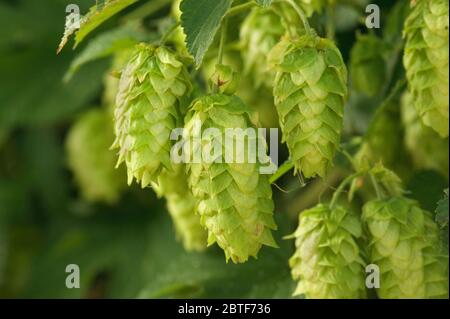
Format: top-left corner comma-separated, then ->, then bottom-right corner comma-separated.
180,0 -> 233,67
64,22 -> 147,81
436,189 -> 449,227
57,0 -> 138,53
255,0 -> 272,7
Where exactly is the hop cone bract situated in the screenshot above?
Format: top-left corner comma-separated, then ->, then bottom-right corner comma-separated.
401,92 -> 449,177
403,0 -> 449,137
153,166 -> 207,252
66,109 -> 125,204
289,204 -> 367,298
362,197 -> 449,298
271,35 -> 347,178
184,94 -> 277,263
112,44 -> 191,187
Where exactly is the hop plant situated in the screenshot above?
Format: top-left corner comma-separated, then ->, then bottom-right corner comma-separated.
289,204 -> 367,299
350,33 -> 387,96
403,0 -> 449,137
362,197 -> 449,299
103,49 -> 134,116
271,34 -> 347,178
153,166 -> 207,252
401,92 -> 449,177
297,0 -> 330,17
240,7 -> 286,88
183,78 -> 277,263
112,44 -> 191,188
66,109 -> 125,204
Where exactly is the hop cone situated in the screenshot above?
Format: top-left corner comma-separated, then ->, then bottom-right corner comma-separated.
112,44 -> 191,187
153,166 -> 207,252
240,7 -> 285,88
289,204 -> 367,299
271,34 -> 347,178
401,92 -> 449,177
66,109 -> 125,204
184,93 -> 277,263
362,197 -> 449,299
350,33 -> 387,96
403,0 -> 449,137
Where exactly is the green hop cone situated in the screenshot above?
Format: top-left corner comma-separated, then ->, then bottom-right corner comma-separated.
153,166 -> 207,252
289,204 -> 367,299
271,34 -> 348,178
183,93 -> 277,263
401,92 -> 449,177
66,109 -> 125,204
362,197 -> 449,299
240,7 -> 286,88
350,33 -> 387,96
403,0 -> 449,137
112,44 -> 191,188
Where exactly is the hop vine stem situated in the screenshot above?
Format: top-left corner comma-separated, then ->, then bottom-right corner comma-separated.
159,22 -> 181,46
282,0 -> 312,36
330,172 -> 363,209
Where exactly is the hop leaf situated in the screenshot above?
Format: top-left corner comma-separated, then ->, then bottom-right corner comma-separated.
362,197 -> 449,299
184,93 -> 277,263
350,33 -> 387,96
112,44 -> 191,188
401,92 -> 449,177
153,165 -> 207,252
289,204 -> 367,299
403,0 -> 449,137
271,34 -> 348,178
66,109 -> 125,204
240,7 -> 286,88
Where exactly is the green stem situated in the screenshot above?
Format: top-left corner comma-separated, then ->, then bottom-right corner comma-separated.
217,18 -> 228,65
225,1 -> 255,18
284,0 -> 312,36
269,159 -> 294,184
159,21 -> 181,46
370,173 -> 385,200
330,172 -> 363,209
326,4 -> 335,40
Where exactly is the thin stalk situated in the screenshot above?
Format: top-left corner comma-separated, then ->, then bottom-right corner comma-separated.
370,173 -> 385,200
217,18 -> 228,65
330,172 -> 363,209
283,0 -> 312,35
326,4 -> 335,40
159,22 -> 181,46
225,1 -> 255,18
269,158 -> 294,184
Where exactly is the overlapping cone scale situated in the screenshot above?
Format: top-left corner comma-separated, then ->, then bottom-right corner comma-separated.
289,204 -> 367,299
184,94 -> 277,263
403,0 -> 449,137
272,34 -> 347,178
362,197 -> 449,299
112,44 -> 191,188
